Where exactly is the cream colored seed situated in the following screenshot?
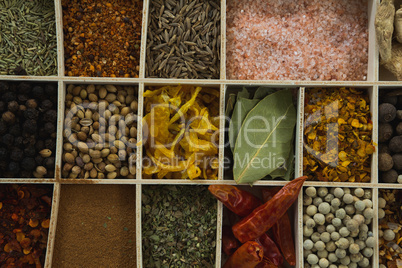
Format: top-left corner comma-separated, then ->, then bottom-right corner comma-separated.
89,150 -> 102,159
105,164 -> 116,172
72,86 -> 81,96
114,140 -> 125,149
39,149 -> 52,158
80,89 -> 88,99
82,154 -> 91,163
64,153 -> 75,164
99,87 -> 107,99
36,166 -> 47,176
106,84 -> 117,92
120,166 -> 129,177
90,168 -> 97,178
87,84 -> 95,93
77,142 -> 89,153
88,93 -> 98,102
71,166 -> 81,175
107,172 -> 117,179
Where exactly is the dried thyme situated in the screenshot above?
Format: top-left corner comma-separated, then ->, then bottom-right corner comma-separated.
142,185 -> 217,267
146,0 -> 221,79
0,0 -> 57,76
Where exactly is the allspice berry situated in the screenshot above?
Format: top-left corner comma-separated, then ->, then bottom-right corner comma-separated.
382,169 -> 398,183
379,103 -> 397,123
389,136 -> 402,153
378,123 -> 393,143
378,153 -> 394,171
7,101 -> 19,113
397,122 -> 402,136
392,154 -> 402,170
2,111 -> 15,124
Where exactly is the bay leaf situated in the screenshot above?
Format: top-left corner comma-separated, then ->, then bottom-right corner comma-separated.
253,87 -> 277,99
225,93 -> 237,118
237,87 -> 250,99
269,144 -> 294,180
233,90 -> 296,184
229,97 -> 260,153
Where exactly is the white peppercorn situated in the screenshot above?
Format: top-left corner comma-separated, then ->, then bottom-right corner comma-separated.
331,198 -> 341,208
317,225 -> 326,234
379,229 -> 384,238
363,208 -> 374,219
318,258 -> 329,268
336,238 -> 349,249
378,208 -> 385,219
343,188 -> 351,195
335,248 -> 346,259
328,264 -> 337,268
306,187 -> 317,197
350,253 -> 363,263
349,262 -> 357,268
355,240 -> 366,251
325,213 -> 334,223
312,232 -> 321,242
304,195 -> 313,206
352,214 -> 365,225
307,205 -> 318,216
349,243 -> 360,254
319,202 -> 331,214
363,189 -> 371,199
304,249 -> 313,257
354,188 -> 364,198
354,200 -> 365,212
343,193 -> 354,204
339,227 -> 350,237
305,264 -> 312,268
364,217 -> 372,225
362,247 -> 373,258
335,208 -> 346,219
314,213 -> 326,225
304,239 -> 314,250
317,249 -> 328,259
314,197 -> 324,206
365,237 -> 375,248
328,253 -> 338,263
334,188 -> 344,198
346,219 -> 359,232
307,254 -> 319,265
359,231 -> 368,241
383,229 -> 396,241
318,187 -> 328,197
379,264 -> 387,268
304,214 -> 312,223
362,199 -> 372,208
338,265 -> 347,268
342,215 -> 351,225
330,232 -> 340,241
324,193 -> 334,203
378,197 -> 386,208
315,241 -> 326,251
304,225 -> 314,237
311,265 -> 320,268
346,237 -> 354,245
360,224 -> 368,233
307,218 -> 316,228
358,257 -> 369,267
345,204 -> 355,215
349,229 -> 359,238
326,224 -> 336,233
326,241 -> 336,252
340,256 -> 350,265
332,218 -> 342,227
320,232 -> 331,243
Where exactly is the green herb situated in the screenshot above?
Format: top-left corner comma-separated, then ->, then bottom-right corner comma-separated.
0,0 -> 57,76
225,93 -> 236,118
142,185 -> 217,268
253,87 -> 277,99
231,89 -> 296,184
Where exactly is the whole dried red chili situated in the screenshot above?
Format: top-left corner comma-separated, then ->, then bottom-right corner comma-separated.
222,226 -> 240,256
232,176 -> 307,243
255,259 -> 279,268
223,241 -> 263,268
262,188 -> 296,266
208,185 -> 261,217
255,233 -> 283,266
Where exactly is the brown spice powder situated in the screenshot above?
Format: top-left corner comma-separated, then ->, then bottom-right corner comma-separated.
52,185 -> 136,267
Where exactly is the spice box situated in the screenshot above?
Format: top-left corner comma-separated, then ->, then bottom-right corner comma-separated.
1,0 -> 402,267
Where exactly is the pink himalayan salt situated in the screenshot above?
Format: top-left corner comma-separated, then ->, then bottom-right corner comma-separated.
226,0 -> 369,81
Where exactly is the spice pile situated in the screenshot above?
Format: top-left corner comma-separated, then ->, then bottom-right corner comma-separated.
62,0 -> 143,77
303,187 -> 374,268
142,185 -> 217,267
53,185 -> 136,267
210,177 -> 306,267
378,189 -> 402,267
226,0 -> 368,80
62,84 -> 138,179
226,87 -> 296,184
0,81 -> 57,178
142,85 -> 219,179
0,184 -> 52,266
0,0 -> 57,76
146,0 -> 220,79
303,87 -> 374,182
378,89 -> 402,183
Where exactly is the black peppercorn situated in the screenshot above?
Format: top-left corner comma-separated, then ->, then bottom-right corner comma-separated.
44,84 -> 57,96
14,136 -> 24,148
32,86 -> 45,100
8,162 -> 20,174
10,148 -> 24,162
20,171 -> 31,178
0,81 -> 9,94
7,101 -> 19,113
35,155 -> 44,166
24,108 -> 39,120
17,94 -> 28,103
44,122 -> 55,134
0,101 -> 5,113
0,148 -> 7,161
26,99 -> 38,109
40,100 -> 53,111
43,157 -> 55,170
3,91 -> 17,102
35,140 -> 45,152
43,109 -> 57,123
0,161 -> 7,171
45,139 -> 56,151
38,128 -> 49,139
24,146 -> 36,157
17,82 -> 31,94
9,124 -> 21,137
0,120 -> 7,135
23,119 -> 37,134
2,111 -> 16,124
21,157 -> 37,171
2,134 -> 14,146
